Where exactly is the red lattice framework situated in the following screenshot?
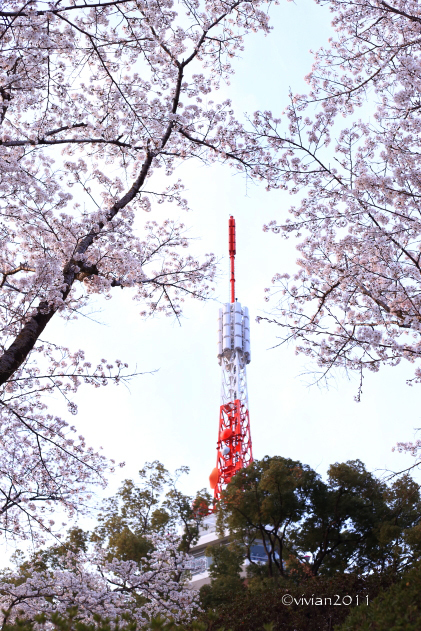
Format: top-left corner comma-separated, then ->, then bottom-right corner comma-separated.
212,400 -> 252,501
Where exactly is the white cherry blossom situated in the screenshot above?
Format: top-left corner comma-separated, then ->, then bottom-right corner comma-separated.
0,534 -> 197,626
0,0 -> 275,540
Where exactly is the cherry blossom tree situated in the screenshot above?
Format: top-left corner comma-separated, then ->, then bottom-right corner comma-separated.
253,0 -> 421,400
0,0 -> 276,541
0,463 -> 211,628
0,533 -> 198,627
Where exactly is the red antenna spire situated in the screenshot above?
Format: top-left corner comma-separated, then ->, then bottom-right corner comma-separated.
229,216 -> 236,303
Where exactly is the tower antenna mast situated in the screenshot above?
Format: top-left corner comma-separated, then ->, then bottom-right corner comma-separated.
229,216 -> 236,303
209,216 -> 253,502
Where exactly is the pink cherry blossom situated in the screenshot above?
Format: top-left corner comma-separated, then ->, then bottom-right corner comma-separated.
0,533 -> 198,626
249,0 -> 421,466
254,1 -> 421,394
0,0 -> 275,540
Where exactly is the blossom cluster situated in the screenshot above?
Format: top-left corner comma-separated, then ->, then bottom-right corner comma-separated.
254,1 -> 421,393
0,0 -> 275,538
0,534 -> 198,627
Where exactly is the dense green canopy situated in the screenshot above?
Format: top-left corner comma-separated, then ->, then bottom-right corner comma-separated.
216,456 -> 421,579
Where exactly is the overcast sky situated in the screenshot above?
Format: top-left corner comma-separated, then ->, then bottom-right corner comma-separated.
8,0 -> 420,553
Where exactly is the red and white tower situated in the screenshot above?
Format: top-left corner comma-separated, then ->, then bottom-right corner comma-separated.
209,216 -> 253,502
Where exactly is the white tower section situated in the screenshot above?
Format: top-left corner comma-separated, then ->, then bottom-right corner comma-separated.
218,302 -> 251,406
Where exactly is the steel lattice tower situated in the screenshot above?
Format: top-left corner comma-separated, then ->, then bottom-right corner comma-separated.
209,216 -> 253,502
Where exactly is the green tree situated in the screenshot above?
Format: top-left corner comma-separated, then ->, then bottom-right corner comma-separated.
92,461 -> 211,561
199,543 -> 245,609
336,563 -> 421,631
217,456 -> 319,577
196,572 -> 396,631
295,462 -> 421,576
217,456 -> 421,579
